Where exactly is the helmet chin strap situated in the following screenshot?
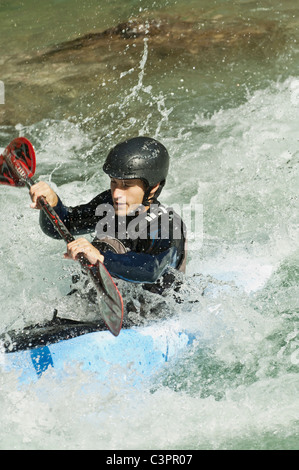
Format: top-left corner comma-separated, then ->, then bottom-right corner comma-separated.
142,180 -> 165,207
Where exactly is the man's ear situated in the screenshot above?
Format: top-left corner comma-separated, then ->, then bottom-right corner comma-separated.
149,183 -> 160,198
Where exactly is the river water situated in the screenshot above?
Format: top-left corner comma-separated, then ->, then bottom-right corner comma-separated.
0,0 -> 298,450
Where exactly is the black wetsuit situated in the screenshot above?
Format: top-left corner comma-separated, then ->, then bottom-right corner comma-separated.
40,189 -> 187,293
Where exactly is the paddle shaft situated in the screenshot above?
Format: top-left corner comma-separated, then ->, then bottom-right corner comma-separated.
26,179 -> 123,336
2,138 -> 124,336
25,178 -> 100,276
4,150 -> 97,270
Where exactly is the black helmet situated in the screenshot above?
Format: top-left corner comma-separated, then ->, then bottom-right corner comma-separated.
103,136 -> 169,188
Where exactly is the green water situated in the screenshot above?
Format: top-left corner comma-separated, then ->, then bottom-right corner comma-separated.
0,0 -> 298,451
1,0 -> 299,128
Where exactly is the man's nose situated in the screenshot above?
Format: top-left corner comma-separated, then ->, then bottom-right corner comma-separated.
113,187 -> 125,199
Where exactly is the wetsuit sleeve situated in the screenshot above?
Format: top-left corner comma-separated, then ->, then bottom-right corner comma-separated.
103,244 -> 179,284
39,191 -> 111,239
39,196 -> 70,239
103,207 -> 186,284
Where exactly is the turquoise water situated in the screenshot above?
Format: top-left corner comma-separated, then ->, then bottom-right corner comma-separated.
0,0 -> 298,450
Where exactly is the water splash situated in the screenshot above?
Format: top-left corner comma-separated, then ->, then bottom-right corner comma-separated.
0,70 -> 298,450
99,35 -> 174,141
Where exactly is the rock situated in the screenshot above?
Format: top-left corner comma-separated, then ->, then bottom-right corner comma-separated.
0,16 -> 286,126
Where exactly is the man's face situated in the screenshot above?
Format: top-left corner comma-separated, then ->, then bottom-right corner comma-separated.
110,178 -> 146,216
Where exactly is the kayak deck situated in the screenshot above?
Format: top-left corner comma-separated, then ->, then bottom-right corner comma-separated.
0,317 -> 195,384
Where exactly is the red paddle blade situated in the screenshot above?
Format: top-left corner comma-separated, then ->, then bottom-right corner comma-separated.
92,262 -> 124,336
0,137 -> 36,186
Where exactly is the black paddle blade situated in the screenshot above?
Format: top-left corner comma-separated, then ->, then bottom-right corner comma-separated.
0,137 -> 36,186
89,262 -> 123,336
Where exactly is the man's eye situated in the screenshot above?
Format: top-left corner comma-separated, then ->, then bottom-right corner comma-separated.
111,180 -> 132,188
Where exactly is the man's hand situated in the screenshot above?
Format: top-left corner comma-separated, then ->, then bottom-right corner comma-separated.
64,238 -> 104,265
29,182 -> 59,209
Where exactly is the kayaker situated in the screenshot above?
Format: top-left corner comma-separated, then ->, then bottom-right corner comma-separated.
29,136 -> 187,294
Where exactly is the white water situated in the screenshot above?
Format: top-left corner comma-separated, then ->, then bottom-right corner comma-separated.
0,74 -> 298,449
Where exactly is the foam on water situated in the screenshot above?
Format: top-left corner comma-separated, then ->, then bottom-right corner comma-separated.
0,73 -> 298,449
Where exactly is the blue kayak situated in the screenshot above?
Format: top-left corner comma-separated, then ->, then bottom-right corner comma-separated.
1,317 -> 196,385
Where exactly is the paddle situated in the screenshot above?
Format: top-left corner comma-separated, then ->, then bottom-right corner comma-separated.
0,137 -> 123,336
